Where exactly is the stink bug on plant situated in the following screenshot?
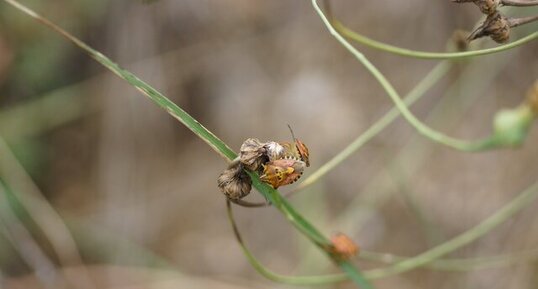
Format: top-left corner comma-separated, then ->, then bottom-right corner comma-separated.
218,126 -> 311,198
260,125 -> 310,189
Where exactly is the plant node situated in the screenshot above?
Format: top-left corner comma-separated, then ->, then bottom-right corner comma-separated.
468,11 -> 511,43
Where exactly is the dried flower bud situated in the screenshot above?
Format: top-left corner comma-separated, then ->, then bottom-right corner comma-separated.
493,105 -> 534,147
217,160 -> 252,200
264,141 -> 285,161
526,80 -> 538,115
329,233 -> 359,260
239,138 -> 267,171
475,0 -> 499,14
468,12 -> 511,43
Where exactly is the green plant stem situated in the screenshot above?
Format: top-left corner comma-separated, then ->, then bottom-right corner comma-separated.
335,49 -> 515,238
297,60 -> 451,191
502,0 -> 538,6
247,174 -> 373,288
359,249 -> 538,271
0,182 -> 61,289
365,180 -> 538,278
226,200 -> 348,285
0,136 -> 97,289
312,0 -> 508,152
227,181 -> 538,285
2,1 -> 373,287
0,137 -> 83,269
334,21 -> 538,59
2,0 -> 237,162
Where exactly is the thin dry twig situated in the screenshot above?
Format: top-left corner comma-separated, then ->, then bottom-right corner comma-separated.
508,14 -> 538,27
501,0 -> 538,6
469,13 -> 538,42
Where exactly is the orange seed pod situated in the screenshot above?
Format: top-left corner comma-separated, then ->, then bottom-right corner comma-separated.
330,233 -> 359,260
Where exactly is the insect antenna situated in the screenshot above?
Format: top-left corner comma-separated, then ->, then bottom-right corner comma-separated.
287,124 -> 297,141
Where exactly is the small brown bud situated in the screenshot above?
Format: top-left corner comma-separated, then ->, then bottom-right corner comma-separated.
264,141 -> 285,161
468,11 -> 510,43
239,138 -> 267,171
526,80 -> 538,115
329,233 -> 359,260
217,160 -> 252,200
451,30 -> 470,52
476,0 -> 500,14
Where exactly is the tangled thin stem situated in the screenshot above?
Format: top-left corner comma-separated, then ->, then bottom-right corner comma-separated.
313,0 -> 519,152
227,181 -> 538,284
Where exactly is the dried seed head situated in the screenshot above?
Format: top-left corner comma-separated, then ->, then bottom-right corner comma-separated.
475,0 -> 500,14
217,161 -> 252,200
239,138 -> 267,171
468,12 -> 511,43
526,80 -> 538,115
330,233 -> 359,260
264,141 -> 285,162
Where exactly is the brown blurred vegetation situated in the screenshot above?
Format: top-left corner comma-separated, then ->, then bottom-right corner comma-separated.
0,1 -> 537,288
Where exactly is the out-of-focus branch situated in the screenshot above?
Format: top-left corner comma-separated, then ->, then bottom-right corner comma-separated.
508,15 -> 538,27
502,0 -> 538,6
0,184 -> 62,289
0,137 -> 96,289
452,0 -> 538,8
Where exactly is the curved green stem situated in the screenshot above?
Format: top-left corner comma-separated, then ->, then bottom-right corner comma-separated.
228,181 -> 538,285
365,180 -> 538,278
334,21 -> 538,60
226,200 -> 347,285
297,60 -> 451,190
360,249 -> 538,271
247,174 -> 373,288
502,0 -> 538,6
2,0 -> 237,162
313,0 -> 502,152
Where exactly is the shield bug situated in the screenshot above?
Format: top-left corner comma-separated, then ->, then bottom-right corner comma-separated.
260,158 -> 306,189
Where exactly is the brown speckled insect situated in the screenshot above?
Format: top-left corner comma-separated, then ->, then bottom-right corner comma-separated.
260,125 -> 310,189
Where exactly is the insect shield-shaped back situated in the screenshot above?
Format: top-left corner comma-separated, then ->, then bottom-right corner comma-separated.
260,158 -> 305,189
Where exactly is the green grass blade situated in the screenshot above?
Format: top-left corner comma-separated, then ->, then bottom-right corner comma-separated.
2,0 -> 236,162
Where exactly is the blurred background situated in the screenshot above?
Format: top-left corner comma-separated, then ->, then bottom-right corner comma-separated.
0,0 -> 537,288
